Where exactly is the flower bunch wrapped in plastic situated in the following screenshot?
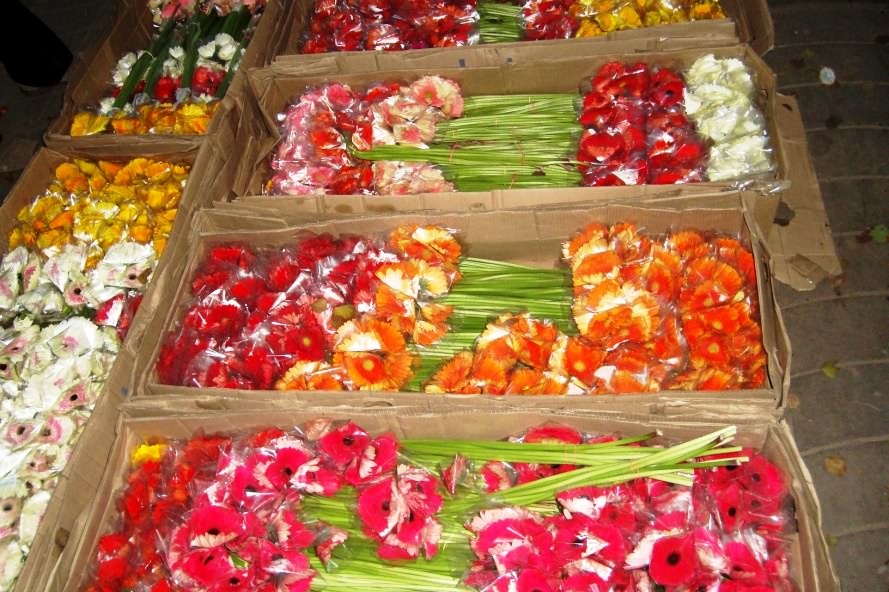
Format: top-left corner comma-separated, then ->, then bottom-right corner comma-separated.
268,78 -> 464,196
149,0 -> 267,24
684,54 -> 775,182
424,221 -> 766,395
571,0 -> 726,38
577,62 -> 708,186
0,242 -> 154,590
70,2 -> 265,136
8,158 -> 188,267
82,420 -> 798,592
155,225 -> 463,390
302,0 -> 479,53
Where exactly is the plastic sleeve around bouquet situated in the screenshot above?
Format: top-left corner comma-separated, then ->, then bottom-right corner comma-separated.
301,0 -> 480,54
155,225 -> 463,391
684,54 -> 776,183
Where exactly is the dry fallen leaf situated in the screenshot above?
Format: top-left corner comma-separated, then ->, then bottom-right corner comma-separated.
825,534 -> 837,547
823,455 -> 847,476
820,361 -> 840,379
786,392 -> 801,409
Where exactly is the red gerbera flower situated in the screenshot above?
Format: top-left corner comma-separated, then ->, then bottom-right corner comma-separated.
185,505 -> 248,548
724,541 -> 770,586
357,477 -> 399,539
649,533 -> 698,587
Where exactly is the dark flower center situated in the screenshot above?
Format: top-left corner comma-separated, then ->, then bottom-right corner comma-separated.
73,288 -> 82,295
751,500 -> 761,509
203,553 -> 216,565
2,504 -> 12,512
129,274 -> 138,281
229,578 -> 240,586
283,467 -> 293,477
208,528 -> 220,536
343,436 -> 355,446
751,473 -> 761,482
727,507 -> 737,517
0,364 -> 7,371
41,429 -> 51,437
573,536 -> 586,547
16,426 -> 25,435
725,465 -> 738,471
246,485 -> 256,493
381,501 -> 390,511
70,394 -> 79,401
667,551 -> 682,566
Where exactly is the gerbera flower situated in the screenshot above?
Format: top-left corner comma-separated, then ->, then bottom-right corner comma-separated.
480,461 -> 516,493
470,509 -> 554,575
724,541 -> 770,586
317,422 -> 371,466
648,533 -> 698,586
344,433 -> 400,486
315,526 -> 349,568
425,351 -> 474,394
679,257 -> 745,312
356,477 -> 403,540
666,230 -> 708,260
388,225 -> 461,265
564,335 -> 607,388
562,222 -> 609,260
275,361 -> 346,391
184,505 -> 247,548
333,317 -> 414,390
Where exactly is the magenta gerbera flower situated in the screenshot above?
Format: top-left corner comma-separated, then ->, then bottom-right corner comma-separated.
724,541 -> 770,586
317,422 -> 371,466
344,433 -> 400,486
185,505 -> 247,548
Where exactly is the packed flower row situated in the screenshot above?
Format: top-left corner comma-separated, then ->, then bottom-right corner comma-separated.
300,0 -> 726,52
0,157 -> 190,590
149,0 -> 267,24
70,3 -> 265,136
82,421 -> 797,592
155,220 -> 767,394
267,56 -> 773,196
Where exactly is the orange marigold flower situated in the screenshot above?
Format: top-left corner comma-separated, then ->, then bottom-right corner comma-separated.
389,225 -> 461,265
562,222 -> 609,260
564,336 -> 606,388
425,351 -> 474,394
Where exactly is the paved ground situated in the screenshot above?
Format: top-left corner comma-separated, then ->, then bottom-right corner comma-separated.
0,0 -> 887,589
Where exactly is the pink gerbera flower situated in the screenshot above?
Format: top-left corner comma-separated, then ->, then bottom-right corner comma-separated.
317,422 -> 371,466
344,433 -> 400,486
185,505 -> 247,548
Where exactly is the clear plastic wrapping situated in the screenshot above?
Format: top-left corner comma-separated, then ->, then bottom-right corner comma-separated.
156,225 -> 462,390
83,422 -> 797,592
684,54 -> 777,183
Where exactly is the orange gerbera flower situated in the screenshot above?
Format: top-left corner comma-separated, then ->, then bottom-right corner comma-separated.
687,334 -> 732,369
609,222 -> 651,263
562,222 -> 609,260
679,257 -> 745,312
506,315 -> 560,370
420,302 -> 453,325
275,361 -> 345,391
577,284 -> 660,349
413,318 -> 449,346
333,317 -> 414,390
714,237 -> 757,288
470,355 -> 510,395
667,229 -> 709,259
389,225 -> 461,265
376,260 -> 421,299
598,345 -> 660,394
425,351 -> 474,394
683,301 -> 755,337
572,249 -> 623,287
375,284 -> 416,334
564,336 -> 606,388
742,366 -> 766,389
505,368 -> 568,395
645,246 -> 681,301
651,313 -> 686,368
670,367 -> 740,391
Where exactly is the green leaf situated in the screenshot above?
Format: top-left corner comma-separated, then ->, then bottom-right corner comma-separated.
820,360 -> 840,379
870,224 -> 889,243
229,550 -> 249,569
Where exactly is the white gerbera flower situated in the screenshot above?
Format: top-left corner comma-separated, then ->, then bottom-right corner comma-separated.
198,41 -> 217,60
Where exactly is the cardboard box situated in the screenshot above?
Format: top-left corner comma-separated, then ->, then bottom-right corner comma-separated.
0,132 -> 238,592
43,0 -> 293,152
50,405 -> 837,592
124,199 -> 791,411
275,0 -> 773,61
237,45 -> 788,239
